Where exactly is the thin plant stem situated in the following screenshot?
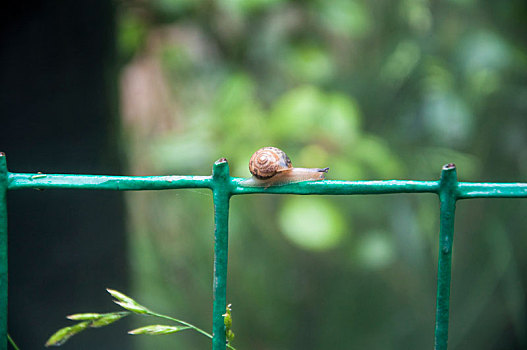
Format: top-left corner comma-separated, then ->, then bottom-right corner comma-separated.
146,311 -> 211,339
145,310 -> 236,350
8,333 -> 20,350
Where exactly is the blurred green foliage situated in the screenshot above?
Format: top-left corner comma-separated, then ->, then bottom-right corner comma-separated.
117,0 -> 527,349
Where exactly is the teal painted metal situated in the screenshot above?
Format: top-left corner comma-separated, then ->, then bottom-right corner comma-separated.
211,159 -> 231,350
9,172 -> 527,198
8,172 -> 211,191
2,154 -> 527,350
0,154 -> 8,350
457,182 -> 527,198
231,178 -> 440,195
434,164 -> 458,350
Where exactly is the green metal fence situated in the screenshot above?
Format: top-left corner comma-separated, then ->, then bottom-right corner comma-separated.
1,153 -> 527,350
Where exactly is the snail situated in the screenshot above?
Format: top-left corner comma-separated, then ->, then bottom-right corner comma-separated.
241,147 -> 329,187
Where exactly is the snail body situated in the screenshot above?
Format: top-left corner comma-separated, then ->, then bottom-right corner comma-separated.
242,147 -> 329,187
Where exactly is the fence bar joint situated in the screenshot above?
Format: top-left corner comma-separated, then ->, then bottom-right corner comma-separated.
211,158 -> 231,350
434,163 -> 458,350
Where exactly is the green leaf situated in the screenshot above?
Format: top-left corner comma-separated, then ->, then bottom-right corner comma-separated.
226,329 -> 235,343
45,321 -> 90,347
107,289 -> 150,314
66,313 -> 103,321
223,311 -> 232,329
89,312 -> 130,328
113,301 -> 149,314
46,312 -> 130,347
106,289 -> 139,306
128,325 -> 191,335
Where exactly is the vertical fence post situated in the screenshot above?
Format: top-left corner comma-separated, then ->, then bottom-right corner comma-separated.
211,158 -> 231,350
434,163 -> 458,350
0,153 -> 8,350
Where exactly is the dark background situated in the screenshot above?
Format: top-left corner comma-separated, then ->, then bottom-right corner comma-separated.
1,2 -> 130,349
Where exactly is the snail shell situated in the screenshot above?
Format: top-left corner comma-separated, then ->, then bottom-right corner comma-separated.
249,147 -> 292,179
244,147 -> 329,187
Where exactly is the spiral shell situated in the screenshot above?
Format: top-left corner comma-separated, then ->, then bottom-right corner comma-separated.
249,147 -> 292,179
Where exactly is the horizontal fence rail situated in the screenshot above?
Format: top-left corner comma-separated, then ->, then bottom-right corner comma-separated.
1,153 -> 527,350
8,171 -> 527,198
